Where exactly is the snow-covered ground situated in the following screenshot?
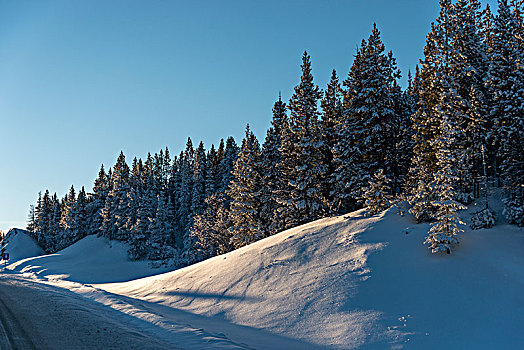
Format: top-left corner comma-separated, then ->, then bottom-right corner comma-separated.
3,204 -> 524,349
1,228 -> 44,263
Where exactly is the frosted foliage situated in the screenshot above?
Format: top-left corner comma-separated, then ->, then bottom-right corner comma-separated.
470,207 -> 496,229
362,169 -> 393,216
503,197 -> 524,226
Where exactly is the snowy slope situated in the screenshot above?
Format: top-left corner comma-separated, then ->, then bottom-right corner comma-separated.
9,235 -> 173,283
0,229 -> 44,263
98,210 -> 524,349
7,207 -> 524,349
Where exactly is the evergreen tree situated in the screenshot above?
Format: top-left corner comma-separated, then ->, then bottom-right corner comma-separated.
205,144 -> 220,197
260,93 -> 288,236
321,70 -> 343,211
488,0 -> 524,225
425,75 -> 467,253
101,151 -> 131,242
48,193 -> 62,252
88,164 -> 110,235
191,141 -> 207,219
58,185 -> 77,250
228,125 -> 264,248
219,136 -> 239,194
148,192 -> 177,261
278,51 -> 328,228
362,169 -> 393,216
334,24 -> 399,212
186,193 -> 233,264
177,138 -> 194,234
409,1 -> 453,222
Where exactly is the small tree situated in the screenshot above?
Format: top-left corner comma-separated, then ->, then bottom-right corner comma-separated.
470,145 -> 496,230
362,169 -> 393,216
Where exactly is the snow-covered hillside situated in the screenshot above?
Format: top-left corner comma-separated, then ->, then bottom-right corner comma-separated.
6,207 -> 524,349
8,234 -> 172,284
0,229 -> 44,262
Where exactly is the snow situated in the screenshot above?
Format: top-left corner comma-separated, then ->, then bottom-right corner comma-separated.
0,229 -> 44,263
8,234 -> 172,283
4,206 -> 524,349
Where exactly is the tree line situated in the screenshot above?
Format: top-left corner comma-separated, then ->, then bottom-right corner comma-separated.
27,0 -> 523,262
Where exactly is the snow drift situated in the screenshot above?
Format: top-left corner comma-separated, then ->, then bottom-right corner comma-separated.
8,235 -> 172,283
0,228 -> 44,263
8,207 -> 523,349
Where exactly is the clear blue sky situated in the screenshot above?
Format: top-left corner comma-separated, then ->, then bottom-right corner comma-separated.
0,0 -> 497,231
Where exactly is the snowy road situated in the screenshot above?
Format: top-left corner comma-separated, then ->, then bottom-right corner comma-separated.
0,279 -> 36,350
0,273 -> 175,350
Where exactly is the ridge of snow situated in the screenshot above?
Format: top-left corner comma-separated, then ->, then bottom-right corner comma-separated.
1,229 -> 44,263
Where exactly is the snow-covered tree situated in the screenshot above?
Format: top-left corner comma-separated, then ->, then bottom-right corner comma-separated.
278,51 -> 328,227
228,125 -> 264,248
362,169 -> 393,216
321,69 -> 343,211
100,151 -> 132,242
487,0 -> 524,225
260,93 -> 288,236
185,193 -> 233,264
334,24 -> 399,213
191,141 -> 207,219
87,164 -> 110,235
425,78 -> 467,254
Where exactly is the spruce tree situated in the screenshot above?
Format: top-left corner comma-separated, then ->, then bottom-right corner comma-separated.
186,193 -> 233,264
278,51 -> 328,228
488,0 -> 524,225
219,136 -> 239,194
334,24 -> 399,212
58,185 -> 77,250
260,93 -> 287,236
88,164 -> 110,235
101,151 -> 131,242
321,70 -> 343,212
409,1 -> 453,222
425,75 -> 467,253
228,125 -> 264,248
362,169 -> 393,216
191,141 -> 207,219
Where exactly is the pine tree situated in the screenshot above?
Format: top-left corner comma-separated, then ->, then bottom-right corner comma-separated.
191,141 -> 207,219
321,70 -> 343,211
26,204 -> 36,234
362,169 -> 393,216
48,193 -> 62,252
228,125 -> 264,248
334,24 -> 399,212
177,138 -> 194,234
148,192 -> 177,261
219,136 -> 239,194
260,93 -> 287,236
58,185 -> 77,250
186,193 -> 233,264
425,76 -> 467,253
278,51 -> 328,227
101,151 -> 131,242
409,1 -> 453,222
88,164 -> 110,235
205,144 -> 220,197
488,0 -> 524,225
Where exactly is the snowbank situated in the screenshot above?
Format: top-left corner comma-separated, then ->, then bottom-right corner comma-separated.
0,228 -> 44,263
8,235 -> 173,283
